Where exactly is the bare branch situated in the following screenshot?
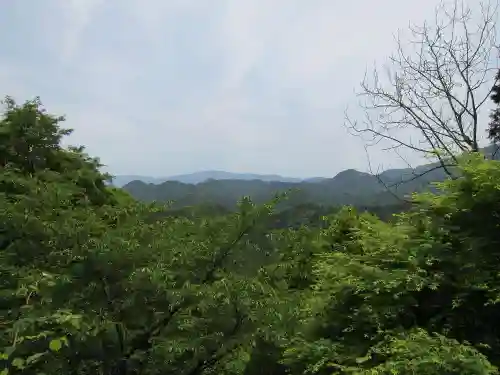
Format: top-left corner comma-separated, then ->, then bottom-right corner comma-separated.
346,0 -> 498,185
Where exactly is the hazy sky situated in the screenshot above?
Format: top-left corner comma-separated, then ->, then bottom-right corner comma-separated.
0,0 -> 472,177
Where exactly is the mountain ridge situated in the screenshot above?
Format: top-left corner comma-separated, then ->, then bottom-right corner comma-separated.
120,146 -> 500,209
111,170 -> 324,187
121,162 -> 442,209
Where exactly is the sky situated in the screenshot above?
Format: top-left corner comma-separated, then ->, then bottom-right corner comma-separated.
0,0 -> 490,178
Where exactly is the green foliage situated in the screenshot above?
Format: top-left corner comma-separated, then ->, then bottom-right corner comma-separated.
5,94 -> 500,375
0,97 -> 285,375
488,69 -> 500,143
275,154 -> 500,374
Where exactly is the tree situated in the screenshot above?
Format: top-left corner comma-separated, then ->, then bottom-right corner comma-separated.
346,0 -> 498,180
0,96 -> 114,206
0,97 -> 287,375
275,153 -> 500,374
15,91 -> 500,375
488,69 -> 500,146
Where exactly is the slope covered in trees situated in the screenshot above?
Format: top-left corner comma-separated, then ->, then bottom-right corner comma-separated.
121,149 -> 498,224
120,167 -> 416,208
120,156 -> 474,210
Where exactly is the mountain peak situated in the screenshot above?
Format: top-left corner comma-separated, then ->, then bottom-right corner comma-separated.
334,168 -> 366,177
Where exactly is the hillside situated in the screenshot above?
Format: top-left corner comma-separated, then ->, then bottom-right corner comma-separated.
122,146 -> 500,209
122,159 -> 451,209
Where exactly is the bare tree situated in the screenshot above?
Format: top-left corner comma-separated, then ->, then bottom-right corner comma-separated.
346,0 -> 498,181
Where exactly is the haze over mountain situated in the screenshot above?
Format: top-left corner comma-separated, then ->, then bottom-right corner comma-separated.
122,160 -> 445,209
111,171 -> 324,187
121,146 -> 499,209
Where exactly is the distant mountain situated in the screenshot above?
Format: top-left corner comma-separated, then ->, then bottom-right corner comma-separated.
112,171 -> 314,187
110,175 -> 168,187
303,177 -> 328,183
164,171 -> 304,184
114,145 -> 500,189
121,145 -> 500,211
121,154 -> 480,209
121,164 -> 429,209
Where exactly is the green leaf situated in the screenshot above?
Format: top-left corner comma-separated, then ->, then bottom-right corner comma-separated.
11,357 -> 25,369
25,352 -> 47,364
49,338 -> 63,352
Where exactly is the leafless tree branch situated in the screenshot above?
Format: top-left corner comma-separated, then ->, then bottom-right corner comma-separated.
346,0 -> 499,183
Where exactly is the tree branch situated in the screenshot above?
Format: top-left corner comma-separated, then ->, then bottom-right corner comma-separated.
346,0 -> 497,188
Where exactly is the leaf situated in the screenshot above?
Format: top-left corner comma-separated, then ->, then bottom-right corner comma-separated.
49,338 -> 62,352
0,368 -> 8,375
68,315 -> 81,329
11,357 -> 25,369
355,355 -> 371,364
25,352 -> 47,364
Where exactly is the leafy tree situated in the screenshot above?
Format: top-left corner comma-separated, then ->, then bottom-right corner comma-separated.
0,97 -> 287,375
276,154 -> 500,374
488,69 -> 500,145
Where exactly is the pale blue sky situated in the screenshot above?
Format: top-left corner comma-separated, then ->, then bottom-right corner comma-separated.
0,0 -> 476,177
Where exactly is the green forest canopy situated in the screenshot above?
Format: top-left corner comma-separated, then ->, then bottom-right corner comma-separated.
2,81 -> 500,375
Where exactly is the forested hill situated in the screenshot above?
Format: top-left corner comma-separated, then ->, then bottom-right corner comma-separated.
122,145 -> 499,209
121,160 -> 446,209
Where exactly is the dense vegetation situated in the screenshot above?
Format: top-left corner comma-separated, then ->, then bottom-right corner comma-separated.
2,86 -> 500,375
2,1 -> 500,371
